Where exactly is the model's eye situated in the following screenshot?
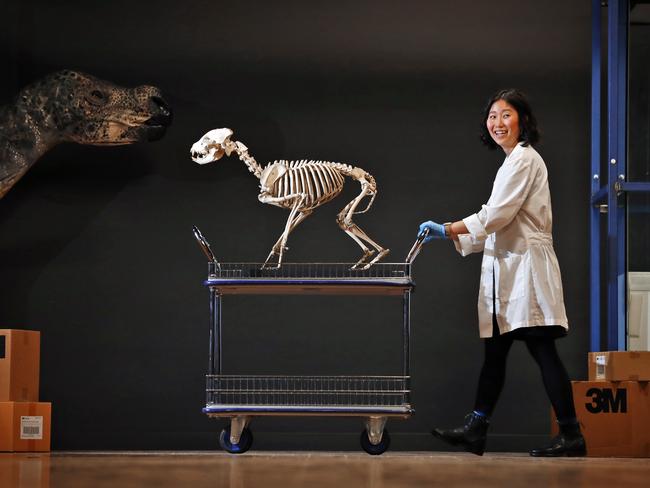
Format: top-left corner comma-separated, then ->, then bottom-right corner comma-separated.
85,90 -> 108,106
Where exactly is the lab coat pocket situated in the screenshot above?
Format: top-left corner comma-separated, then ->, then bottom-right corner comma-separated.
479,256 -> 494,300
496,253 -> 528,302
530,246 -> 566,313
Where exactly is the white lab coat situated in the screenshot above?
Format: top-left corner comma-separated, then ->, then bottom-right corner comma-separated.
455,142 -> 568,338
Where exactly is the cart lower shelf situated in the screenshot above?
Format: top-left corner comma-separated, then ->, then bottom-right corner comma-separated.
203,405 -> 413,416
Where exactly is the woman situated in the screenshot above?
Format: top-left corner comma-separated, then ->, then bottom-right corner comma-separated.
419,89 -> 586,457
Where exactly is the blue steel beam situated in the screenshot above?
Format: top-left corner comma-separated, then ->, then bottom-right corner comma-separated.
606,0 -> 628,351
591,186 -> 607,205
616,182 -> 650,193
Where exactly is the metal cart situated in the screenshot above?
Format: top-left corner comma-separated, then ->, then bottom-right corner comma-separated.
194,228 -> 425,455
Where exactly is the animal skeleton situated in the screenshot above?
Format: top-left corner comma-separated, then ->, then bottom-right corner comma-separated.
190,128 -> 389,269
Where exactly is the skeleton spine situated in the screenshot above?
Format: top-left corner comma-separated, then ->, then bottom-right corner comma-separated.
237,148 -> 263,178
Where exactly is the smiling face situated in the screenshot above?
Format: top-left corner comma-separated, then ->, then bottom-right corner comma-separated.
486,99 -> 521,155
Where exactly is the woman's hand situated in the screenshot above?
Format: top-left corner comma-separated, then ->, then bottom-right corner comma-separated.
418,220 -> 447,242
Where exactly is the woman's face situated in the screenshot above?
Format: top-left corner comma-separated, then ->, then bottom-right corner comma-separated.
486,99 -> 521,154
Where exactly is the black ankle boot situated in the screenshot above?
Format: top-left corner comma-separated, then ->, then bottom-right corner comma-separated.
529,421 -> 587,457
432,412 -> 489,456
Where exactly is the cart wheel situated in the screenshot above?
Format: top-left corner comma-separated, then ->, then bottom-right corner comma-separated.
219,426 -> 253,454
360,429 -> 390,455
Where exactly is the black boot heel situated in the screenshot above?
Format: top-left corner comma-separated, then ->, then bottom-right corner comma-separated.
432,412 -> 489,456
466,438 -> 487,456
530,421 -> 587,457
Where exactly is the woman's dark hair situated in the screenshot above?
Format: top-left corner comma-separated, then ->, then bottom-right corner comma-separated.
479,89 -> 540,149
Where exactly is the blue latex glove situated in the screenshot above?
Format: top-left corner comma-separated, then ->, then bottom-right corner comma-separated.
418,220 -> 447,243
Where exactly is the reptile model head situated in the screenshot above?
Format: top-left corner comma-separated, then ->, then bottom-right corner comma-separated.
20,70 -> 173,146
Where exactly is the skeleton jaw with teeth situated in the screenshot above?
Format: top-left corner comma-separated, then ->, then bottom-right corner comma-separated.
190,128 -> 235,164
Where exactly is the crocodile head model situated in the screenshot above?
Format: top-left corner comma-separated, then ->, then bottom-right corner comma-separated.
0,69 -> 173,198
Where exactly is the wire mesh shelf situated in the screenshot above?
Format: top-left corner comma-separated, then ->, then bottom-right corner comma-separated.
206,375 -> 410,409
207,262 -> 411,281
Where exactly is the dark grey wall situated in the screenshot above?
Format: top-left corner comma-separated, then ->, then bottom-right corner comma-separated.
629,22 -> 650,271
0,0 -> 591,451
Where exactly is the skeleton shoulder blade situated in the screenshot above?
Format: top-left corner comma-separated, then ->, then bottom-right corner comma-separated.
260,161 -> 288,189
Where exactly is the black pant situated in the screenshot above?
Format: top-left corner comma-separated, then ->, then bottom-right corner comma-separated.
473,318 -> 577,423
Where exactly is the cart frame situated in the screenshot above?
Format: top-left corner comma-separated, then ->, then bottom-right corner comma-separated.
200,261 -> 416,454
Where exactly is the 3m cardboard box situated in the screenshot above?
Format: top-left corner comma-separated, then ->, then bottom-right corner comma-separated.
588,351 -> 650,381
0,402 -> 51,452
0,329 -> 40,401
553,381 -> 650,457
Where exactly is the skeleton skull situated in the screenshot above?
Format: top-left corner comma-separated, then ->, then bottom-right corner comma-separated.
190,128 -> 234,164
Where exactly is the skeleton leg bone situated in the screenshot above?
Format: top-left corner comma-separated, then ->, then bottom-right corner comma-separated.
353,191 -> 376,215
263,210 -> 311,269
347,224 -> 390,269
336,186 -> 389,269
262,194 -> 310,269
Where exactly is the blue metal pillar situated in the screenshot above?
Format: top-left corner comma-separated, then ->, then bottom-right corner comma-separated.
606,0 -> 628,350
590,0 -> 602,352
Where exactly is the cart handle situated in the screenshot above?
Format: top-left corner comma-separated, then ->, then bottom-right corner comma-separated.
193,225 -> 221,269
405,228 -> 430,264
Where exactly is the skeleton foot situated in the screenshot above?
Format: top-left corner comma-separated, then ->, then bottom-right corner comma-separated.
261,244 -> 290,270
350,249 -> 375,270
261,250 -> 281,270
351,249 -> 390,271
366,248 -> 390,267
261,261 -> 281,270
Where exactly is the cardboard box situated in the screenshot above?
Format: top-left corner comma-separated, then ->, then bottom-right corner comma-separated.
0,329 -> 40,402
0,401 -> 51,452
588,351 -> 650,381
552,381 -> 650,457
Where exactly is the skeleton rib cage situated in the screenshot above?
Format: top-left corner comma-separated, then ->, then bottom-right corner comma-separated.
260,159 -> 375,211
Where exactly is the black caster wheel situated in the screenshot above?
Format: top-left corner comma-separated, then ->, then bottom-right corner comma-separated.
219,426 -> 253,454
360,429 -> 390,455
